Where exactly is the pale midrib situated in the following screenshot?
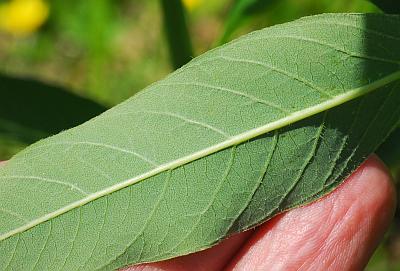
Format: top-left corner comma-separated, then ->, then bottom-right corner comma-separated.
1,70 -> 400,242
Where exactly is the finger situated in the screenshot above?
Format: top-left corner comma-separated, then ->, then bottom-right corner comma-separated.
124,230 -> 253,271
225,155 -> 396,271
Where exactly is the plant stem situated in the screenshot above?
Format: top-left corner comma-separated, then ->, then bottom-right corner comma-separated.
160,0 -> 194,69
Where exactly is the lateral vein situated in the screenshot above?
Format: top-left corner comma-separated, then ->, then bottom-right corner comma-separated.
0,70 -> 399,242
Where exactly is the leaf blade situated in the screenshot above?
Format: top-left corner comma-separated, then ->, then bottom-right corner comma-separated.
0,13 -> 399,270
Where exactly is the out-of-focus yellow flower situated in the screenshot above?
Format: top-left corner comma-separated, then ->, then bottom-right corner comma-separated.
182,0 -> 202,11
0,0 -> 49,36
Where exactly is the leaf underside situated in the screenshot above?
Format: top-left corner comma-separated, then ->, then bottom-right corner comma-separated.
0,13 -> 400,271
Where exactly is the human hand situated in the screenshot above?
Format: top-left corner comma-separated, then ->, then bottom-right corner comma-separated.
0,155 -> 395,271
124,155 -> 396,271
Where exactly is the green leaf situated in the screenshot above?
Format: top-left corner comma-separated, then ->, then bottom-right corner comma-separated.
0,74 -> 107,145
370,0 -> 400,14
0,13 -> 400,270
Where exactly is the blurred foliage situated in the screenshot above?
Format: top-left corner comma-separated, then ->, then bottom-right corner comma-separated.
0,0 -> 171,105
218,0 -> 279,45
160,0 -> 193,69
370,0 -> 400,13
0,0 -> 399,268
0,74 -> 106,145
377,128 -> 400,173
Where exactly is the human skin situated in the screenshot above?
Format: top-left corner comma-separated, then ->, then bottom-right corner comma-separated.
0,155 -> 396,271
125,155 -> 396,271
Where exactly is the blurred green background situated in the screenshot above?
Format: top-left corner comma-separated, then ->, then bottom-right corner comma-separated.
0,0 -> 399,269
0,0 -> 380,107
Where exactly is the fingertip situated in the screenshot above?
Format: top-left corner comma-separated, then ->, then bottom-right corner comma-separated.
341,154 -> 396,231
